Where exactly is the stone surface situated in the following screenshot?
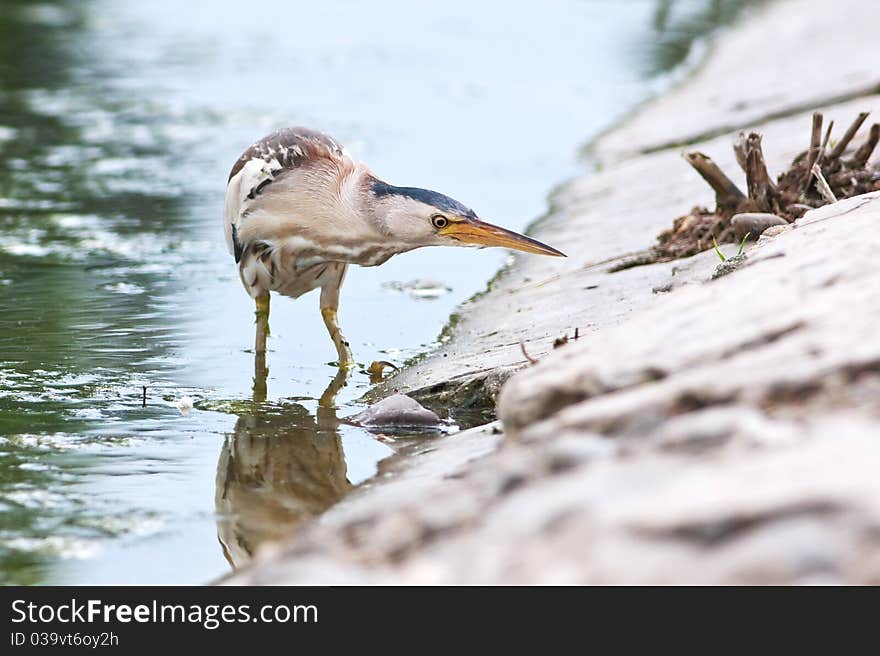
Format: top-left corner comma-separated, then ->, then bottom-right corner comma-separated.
348,394 -> 441,428
223,2 -> 880,584
730,212 -> 788,240
499,192 -> 880,440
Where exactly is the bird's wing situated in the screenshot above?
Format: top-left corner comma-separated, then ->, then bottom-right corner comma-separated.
223,127 -> 348,261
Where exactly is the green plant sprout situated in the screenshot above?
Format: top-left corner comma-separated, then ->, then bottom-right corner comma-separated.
713,232 -> 750,262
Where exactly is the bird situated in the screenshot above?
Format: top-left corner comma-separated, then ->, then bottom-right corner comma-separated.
224,126 -> 564,368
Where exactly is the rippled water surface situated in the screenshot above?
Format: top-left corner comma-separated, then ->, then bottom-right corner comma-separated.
0,0 -> 746,584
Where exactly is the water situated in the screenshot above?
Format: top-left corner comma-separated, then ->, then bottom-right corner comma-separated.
0,0 -> 748,584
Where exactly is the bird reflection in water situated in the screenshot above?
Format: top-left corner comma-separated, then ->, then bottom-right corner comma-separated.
215,360 -> 352,569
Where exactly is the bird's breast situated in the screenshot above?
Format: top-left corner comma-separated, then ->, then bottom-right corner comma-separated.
239,235 -> 403,299
273,234 -> 403,268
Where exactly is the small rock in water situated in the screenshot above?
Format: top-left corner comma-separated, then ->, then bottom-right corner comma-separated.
350,394 -> 441,428
730,213 -> 788,241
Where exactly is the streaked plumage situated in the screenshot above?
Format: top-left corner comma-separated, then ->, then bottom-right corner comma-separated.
224,126 -> 564,366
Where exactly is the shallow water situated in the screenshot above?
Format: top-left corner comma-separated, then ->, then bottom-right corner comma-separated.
0,0 -> 747,584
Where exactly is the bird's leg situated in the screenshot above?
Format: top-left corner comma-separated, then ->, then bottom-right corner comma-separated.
254,293 -> 270,354
320,284 -> 354,368
321,307 -> 354,368
252,293 -> 270,402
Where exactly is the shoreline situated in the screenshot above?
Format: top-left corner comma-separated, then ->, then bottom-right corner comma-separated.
366,0 -> 765,404
225,0 -> 880,584
371,0 -> 880,412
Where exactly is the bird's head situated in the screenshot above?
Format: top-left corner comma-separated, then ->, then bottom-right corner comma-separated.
367,179 -> 565,257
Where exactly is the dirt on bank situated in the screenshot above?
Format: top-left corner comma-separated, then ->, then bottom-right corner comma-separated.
223,0 -> 880,584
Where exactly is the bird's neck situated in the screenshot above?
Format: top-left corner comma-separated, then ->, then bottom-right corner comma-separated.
293,160 -> 381,240
297,166 -> 415,263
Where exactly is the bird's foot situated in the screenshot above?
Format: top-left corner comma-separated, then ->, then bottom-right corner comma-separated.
321,307 -> 355,369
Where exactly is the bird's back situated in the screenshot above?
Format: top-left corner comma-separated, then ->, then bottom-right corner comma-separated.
224,126 -> 349,260
226,126 -> 346,186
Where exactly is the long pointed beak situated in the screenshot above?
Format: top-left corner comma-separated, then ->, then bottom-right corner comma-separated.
440,219 -> 566,257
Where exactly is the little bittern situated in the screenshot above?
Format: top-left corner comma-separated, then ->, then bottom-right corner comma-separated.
224,126 -> 564,367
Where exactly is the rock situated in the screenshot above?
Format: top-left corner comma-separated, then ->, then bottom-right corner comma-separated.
368,365 -> 520,419
349,394 -> 441,428
730,213 -> 788,241
758,224 -> 791,241
499,192 -> 880,438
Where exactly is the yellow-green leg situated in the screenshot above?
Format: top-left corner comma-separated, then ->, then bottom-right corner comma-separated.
320,273 -> 354,368
254,293 -> 270,354
252,293 -> 270,402
321,307 -> 354,368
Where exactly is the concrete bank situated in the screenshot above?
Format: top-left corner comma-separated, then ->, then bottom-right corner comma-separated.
224,0 -> 880,584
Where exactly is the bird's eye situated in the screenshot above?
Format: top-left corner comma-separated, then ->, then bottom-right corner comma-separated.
431,214 -> 449,229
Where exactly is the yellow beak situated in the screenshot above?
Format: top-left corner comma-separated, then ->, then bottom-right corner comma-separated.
440,219 -> 566,257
